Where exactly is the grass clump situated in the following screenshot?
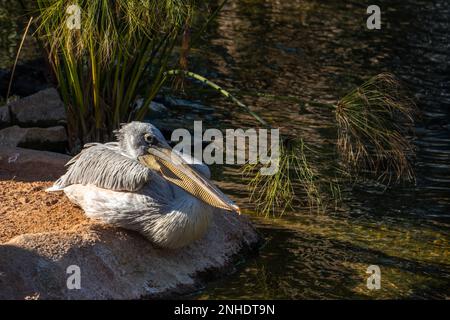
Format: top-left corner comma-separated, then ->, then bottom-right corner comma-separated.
242,139 -> 326,217
336,73 -> 418,183
175,69 -> 418,216
33,0 -> 199,148
237,73 -> 417,216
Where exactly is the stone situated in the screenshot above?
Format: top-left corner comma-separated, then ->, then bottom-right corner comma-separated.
149,101 -> 168,113
163,96 -> 215,113
0,146 -> 70,181
0,106 -> 10,128
0,146 -> 260,299
134,99 -> 168,113
0,125 -> 26,147
0,125 -> 67,152
0,211 -> 258,299
8,88 -> 67,127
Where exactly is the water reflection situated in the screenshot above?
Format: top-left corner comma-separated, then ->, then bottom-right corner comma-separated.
187,0 -> 450,299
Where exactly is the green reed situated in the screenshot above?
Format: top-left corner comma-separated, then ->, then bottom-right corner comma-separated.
32,0 -> 200,149
168,71 -> 418,216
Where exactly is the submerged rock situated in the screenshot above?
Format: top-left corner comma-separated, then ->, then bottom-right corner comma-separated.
0,146 -> 259,299
149,101 -> 168,113
133,99 -> 168,114
162,96 -> 215,113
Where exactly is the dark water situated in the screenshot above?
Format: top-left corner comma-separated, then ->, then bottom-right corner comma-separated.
180,0 -> 450,299
1,0 -> 449,299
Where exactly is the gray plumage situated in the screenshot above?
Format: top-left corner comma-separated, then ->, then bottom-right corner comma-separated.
55,143 -> 152,192
48,121 -> 237,249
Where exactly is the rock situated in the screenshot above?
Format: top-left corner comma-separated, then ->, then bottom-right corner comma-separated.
0,126 -> 27,147
0,147 -> 260,299
134,99 -> 168,113
163,96 -> 215,113
0,106 -> 10,128
8,88 -> 66,127
0,212 -> 258,299
0,146 -> 70,181
0,125 -> 67,152
149,101 -> 168,113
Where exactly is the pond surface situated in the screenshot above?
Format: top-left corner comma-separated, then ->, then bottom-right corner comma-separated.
179,0 -> 449,299
1,0 -> 449,299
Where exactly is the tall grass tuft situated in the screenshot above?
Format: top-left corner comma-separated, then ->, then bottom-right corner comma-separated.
335,73 -> 418,183
33,0 -> 198,149
242,138 -> 325,217
164,70 -> 417,216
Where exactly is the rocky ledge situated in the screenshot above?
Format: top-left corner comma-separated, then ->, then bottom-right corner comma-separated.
0,146 -> 259,299
0,88 -> 68,153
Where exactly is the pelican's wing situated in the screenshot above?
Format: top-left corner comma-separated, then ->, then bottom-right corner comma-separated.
54,143 -> 152,192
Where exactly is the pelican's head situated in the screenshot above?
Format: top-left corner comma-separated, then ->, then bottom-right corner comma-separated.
116,122 -> 240,214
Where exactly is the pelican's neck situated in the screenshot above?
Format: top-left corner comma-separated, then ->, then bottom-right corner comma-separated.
148,192 -> 214,249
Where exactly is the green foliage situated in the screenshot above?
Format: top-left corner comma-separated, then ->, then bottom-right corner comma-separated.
242,139 -> 325,217
237,73 -> 417,216
336,73 -> 418,183
34,0 -> 198,147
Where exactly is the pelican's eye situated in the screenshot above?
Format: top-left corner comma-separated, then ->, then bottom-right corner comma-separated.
144,133 -> 154,144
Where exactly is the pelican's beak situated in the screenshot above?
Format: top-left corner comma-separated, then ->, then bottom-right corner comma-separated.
139,146 -> 240,214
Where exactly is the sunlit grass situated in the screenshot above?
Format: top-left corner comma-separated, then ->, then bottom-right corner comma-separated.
242,139 -> 324,217
31,0 -> 199,148
167,70 -> 417,217
336,73 -> 418,183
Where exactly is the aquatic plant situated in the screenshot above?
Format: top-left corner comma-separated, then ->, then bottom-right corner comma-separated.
6,17 -> 33,101
29,0 -> 205,149
241,138 -> 325,217
167,71 -> 417,216
335,73 -> 417,183
250,73 -> 418,215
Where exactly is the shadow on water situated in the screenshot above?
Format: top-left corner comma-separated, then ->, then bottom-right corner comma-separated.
194,222 -> 449,299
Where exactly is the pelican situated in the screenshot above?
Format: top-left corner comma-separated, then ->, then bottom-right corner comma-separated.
48,121 -> 240,249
